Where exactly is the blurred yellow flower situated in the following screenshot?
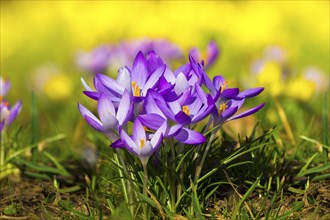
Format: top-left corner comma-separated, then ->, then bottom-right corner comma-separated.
44,74 -> 73,101
256,62 -> 284,97
32,64 -> 73,101
286,77 -> 315,101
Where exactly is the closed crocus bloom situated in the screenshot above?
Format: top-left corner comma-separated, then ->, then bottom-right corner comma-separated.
0,77 -> 22,132
189,41 -> 220,69
0,77 -> 10,97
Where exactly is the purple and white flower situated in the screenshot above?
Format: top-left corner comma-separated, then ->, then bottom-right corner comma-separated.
0,77 -> 22,132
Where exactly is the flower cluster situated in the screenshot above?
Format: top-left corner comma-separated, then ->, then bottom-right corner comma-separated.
0,77 -> 22,133
76,39 -> 219,74
78,51 -> 264,164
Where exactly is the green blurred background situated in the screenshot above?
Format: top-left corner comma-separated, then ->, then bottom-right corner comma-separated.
1,1 -> 329,141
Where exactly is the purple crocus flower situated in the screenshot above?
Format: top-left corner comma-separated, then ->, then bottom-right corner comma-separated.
210,80 -> 265,125
0,77 -> 10,97
76,45 -> 111,74
76,39 -> 221,75
140,89 -> 208,144
0,77 -> 22,132
190,41 -> 219,69
76,39 -> 183,74
78,90 -> 133,142
78,48 -> 265,162
94,51 -> 166,104
120,118 -> 166,164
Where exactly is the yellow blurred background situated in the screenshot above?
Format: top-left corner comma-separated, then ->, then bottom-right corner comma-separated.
0,1 -> 329,136
1,1 -> 328,71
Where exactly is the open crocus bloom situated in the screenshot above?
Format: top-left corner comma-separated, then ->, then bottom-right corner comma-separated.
78,90 -> 132,142
78,50 -> 264,163
120,118 -> 166,164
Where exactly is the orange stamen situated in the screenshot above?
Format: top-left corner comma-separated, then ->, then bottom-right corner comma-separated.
182,105 -> 190,115
131,81 -> 141,97
218,103 -> 227,115
139,139 -> 145,149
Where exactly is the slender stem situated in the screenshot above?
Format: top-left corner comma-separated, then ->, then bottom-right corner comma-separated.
115,149 -> 134,217
141,158 -> 149,220
322,91 -> 329,163
195,129 -> 217,183
194,117 -> 212,160
31,92 -> 39,162
176,142 -> 185,203
169,143 -> 176,212
0,131 -> 5,172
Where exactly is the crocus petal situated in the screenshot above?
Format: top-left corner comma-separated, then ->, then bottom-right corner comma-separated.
228,103 -> 265,121
188,96 -> 203,116
139,113 -> 165,130
111,139 -> 125,148
191,105 -> 213,124
163,67 -> 176,84
78,103 -> 103,131
7,101 -> 22,124
117,67 -> 132,92
189,48 -> 200,62
117,90 -> 132,125
189,55 -> 201,78
120,129 -> 138,153
158,82 -> 175,96
131,51 -> 148,87
80,78 -> 93,92
168,100 -> 182,114
221,106 -> 238,121
205,41 -> 219,68
174,63 -> 190,77
132,118 -> 146,144
174,72 -> 189,95
94,74 -> 114,94
213,75 -> 226,91
145,91 -> 166,117
150,91 -> 175,121
146,50 -> 164,73
0,78 -> 10,96
227,98 -> 245,110
238,87 -> 264,98
167,124 -> 182,137
174,128 -> 206,145
83,91 -> 101,100
96,73 -> 124,95
195,84 -> 208,105
221,88 -> 239,99
175,111 -> 192,125
142,64 -> 165,95
139,141 -> 154,157
150,120 -> 167,147
98,94 -> 118,130
98,93 -> 115,116
202,71 -> 215,94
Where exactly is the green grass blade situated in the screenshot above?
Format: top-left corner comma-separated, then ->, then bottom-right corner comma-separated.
231,175 -> 261,220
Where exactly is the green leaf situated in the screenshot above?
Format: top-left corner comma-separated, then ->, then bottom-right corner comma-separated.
231,175 -> 261,220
